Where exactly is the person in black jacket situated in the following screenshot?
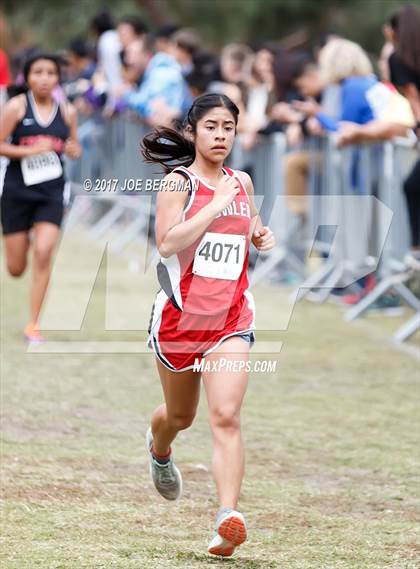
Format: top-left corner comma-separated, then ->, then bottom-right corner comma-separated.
389,5 -> 420,267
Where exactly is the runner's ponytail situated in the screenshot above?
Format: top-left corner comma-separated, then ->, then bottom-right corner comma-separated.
141,126 -> 195,174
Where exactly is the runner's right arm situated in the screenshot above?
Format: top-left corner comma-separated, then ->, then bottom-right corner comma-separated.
0,96 -> 55,159
156,172 -> 239,258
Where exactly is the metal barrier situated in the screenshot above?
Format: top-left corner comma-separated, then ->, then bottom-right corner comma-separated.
293,138 -> 415,302
230,132 -> 306,285
66,115 -> 159,252
64,115 -> 419,343
340,140 -> 419,339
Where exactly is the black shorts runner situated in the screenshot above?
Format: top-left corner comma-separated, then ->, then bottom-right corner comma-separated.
0,195 -> 64,234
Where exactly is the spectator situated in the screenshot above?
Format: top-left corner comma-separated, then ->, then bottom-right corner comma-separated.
284,56 -> 325,216
66,38 -> 96,81
208,44 -> 256,138
236,50 -> 276,149
154,24 -> 180,54
185,50 -> 218,96
0,48 -> 10,87
388,5 -> 420,268
303,38 -> 416,307
293,39 -> 377,131
284,54 -> 326,144
61,38 -> 98,116
258,46 -> 301,135
323,34 -> 415,146
219,43 -> 253,86
247,50 -> 274,130
122,35 -> 192,127
388,5 -> 420,122
90,11 -> 122,93
271,47 -> 299,104
252,45 -> 276,92
378,41 -> 394,84
117,15 -> 148,51
121,39 -> 147,88
171,28 -> 201,77
293,39 -> 414,147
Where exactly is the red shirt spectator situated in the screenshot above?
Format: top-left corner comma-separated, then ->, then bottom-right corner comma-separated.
0,48 -> 10,86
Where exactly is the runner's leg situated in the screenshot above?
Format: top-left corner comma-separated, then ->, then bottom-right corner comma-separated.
150,357 -> 202,455
3,230 -> 30,277
31,222 -> 60,324
202,336 -> 250,509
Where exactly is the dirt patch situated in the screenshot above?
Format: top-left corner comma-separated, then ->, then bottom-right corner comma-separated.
2,479 -> 158,505
2,418 -> 83,440
296,492 -> 419,521
2,407 -> 145,441
2,482 -> 103,502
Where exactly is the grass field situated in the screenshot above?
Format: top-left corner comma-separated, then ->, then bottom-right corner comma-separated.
1,232 -> 419,569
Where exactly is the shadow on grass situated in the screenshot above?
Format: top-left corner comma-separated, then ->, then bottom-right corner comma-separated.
175,550 -> 278,568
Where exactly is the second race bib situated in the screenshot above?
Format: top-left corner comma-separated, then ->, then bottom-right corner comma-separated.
192,232 -> 246,281
21,152 -> 63,186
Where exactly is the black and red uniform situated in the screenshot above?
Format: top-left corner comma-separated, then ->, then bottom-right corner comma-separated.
1,90 -> 69,234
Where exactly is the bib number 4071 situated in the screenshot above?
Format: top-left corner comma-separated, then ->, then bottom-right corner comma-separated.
192,232 -> 246,280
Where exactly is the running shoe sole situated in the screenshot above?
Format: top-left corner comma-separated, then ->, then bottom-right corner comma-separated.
217,512 -> 247,546
208,534 -> 235,557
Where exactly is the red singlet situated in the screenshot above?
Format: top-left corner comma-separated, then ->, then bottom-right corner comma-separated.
147,165 -> 256,372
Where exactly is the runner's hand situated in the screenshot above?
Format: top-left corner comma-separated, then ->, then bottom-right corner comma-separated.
252,226 -> 275,251
64,138 -> 81,159
211,175 -> 240,214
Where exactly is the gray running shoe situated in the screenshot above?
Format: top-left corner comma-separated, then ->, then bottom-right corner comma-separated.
145,426 -> 182,501
208,508 -> 247,557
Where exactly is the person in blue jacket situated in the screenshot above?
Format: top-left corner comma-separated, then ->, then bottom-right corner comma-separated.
293,38 -> 378,132
122,35 -> 192,126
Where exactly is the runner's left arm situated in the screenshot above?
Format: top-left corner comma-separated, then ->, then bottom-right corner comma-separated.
63,103 -> 81,159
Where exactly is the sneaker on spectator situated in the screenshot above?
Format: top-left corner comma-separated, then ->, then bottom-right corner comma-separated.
341,274 -> 377,305
366,294 -> 404,316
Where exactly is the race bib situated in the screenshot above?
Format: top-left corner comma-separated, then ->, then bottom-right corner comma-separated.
21,152 -> 63,186
192,232 -> 246,280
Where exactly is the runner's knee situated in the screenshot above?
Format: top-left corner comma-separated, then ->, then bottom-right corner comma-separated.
33,244 -> 53,270
167,412 -> 196,431
7,260 -> 26,277
209,405 -> 241,432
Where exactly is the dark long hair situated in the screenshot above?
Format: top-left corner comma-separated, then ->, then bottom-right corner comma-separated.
271,47 -> 295,102
390,5 -> 420,74
141,93 -> 239,174
23,53 -> 62,83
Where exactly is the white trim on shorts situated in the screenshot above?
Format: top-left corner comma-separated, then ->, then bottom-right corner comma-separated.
149,327 -> 256,373
147,289 -> 256,373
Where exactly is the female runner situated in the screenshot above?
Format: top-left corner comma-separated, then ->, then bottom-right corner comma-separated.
0,53 -> 81,342
142,93 -> 275,557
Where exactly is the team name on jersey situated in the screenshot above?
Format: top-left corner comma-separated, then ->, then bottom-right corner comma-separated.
215,200 -> 251,219
19,135 -> 64,153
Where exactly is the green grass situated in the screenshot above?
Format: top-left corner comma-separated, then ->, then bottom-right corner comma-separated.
1,231 -> 419,569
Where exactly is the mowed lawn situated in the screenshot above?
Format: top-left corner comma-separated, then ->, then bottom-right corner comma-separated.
1,231 -> 419,569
